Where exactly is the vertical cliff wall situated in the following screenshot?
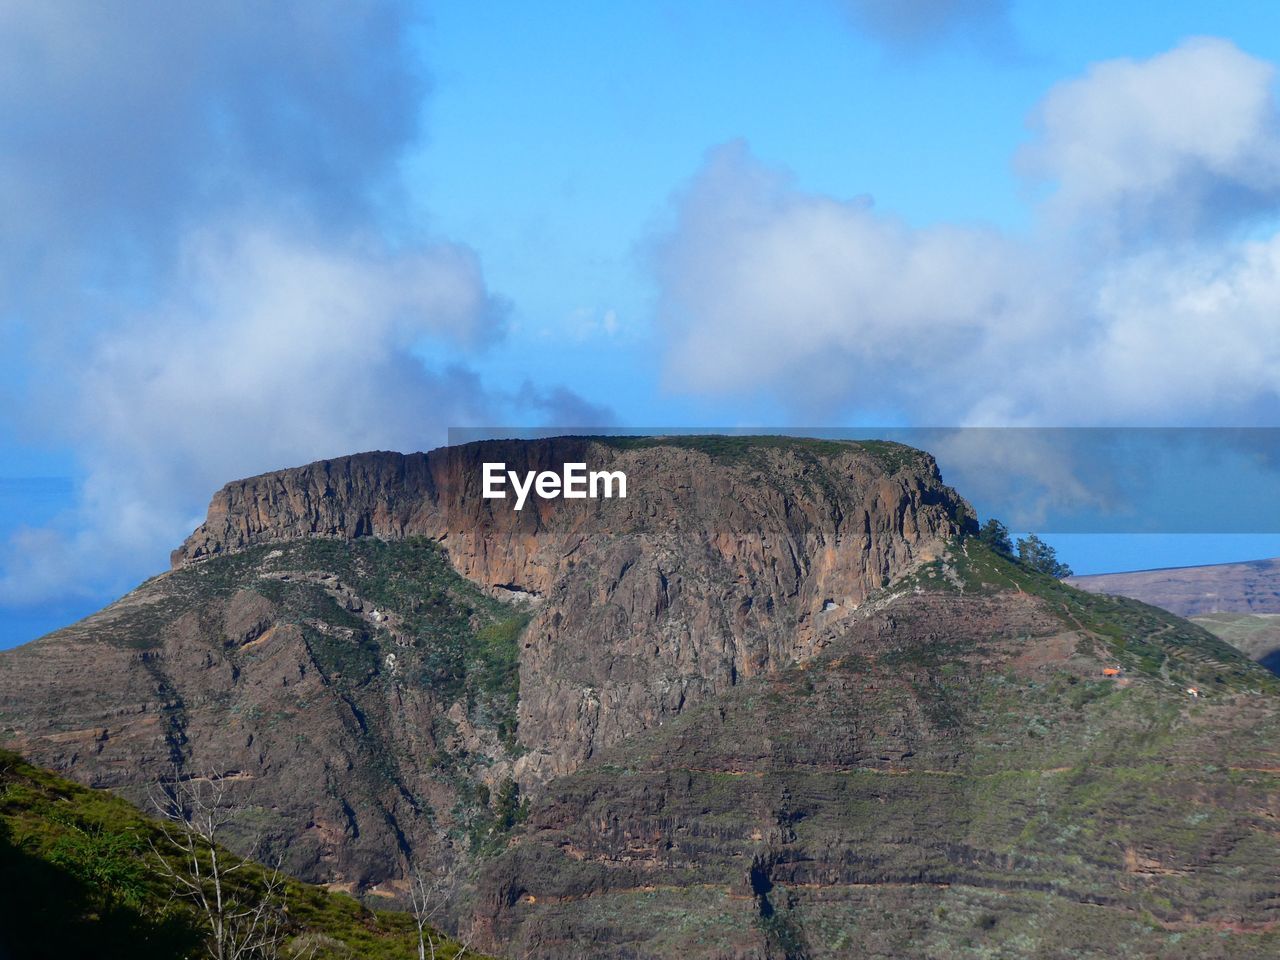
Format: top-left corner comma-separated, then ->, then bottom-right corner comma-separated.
171,437 -> 975,781
2,437 -> 974,891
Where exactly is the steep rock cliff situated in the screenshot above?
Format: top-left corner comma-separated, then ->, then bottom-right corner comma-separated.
469,546 -> 1280,959
172,437 -> 975,783
0,437 -> 973,891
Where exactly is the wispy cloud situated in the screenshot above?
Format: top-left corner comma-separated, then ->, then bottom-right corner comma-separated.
836,0 -> 1013,52
0,2 -> 594,606
651,39 -> 1280,428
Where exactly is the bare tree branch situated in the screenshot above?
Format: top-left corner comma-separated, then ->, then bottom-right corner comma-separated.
407,843 -> 473,960
149,772 -> 288,960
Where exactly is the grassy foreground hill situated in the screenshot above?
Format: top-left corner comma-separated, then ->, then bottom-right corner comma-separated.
0,749 -> 484,960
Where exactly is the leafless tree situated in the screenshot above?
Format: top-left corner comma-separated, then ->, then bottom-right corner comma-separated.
149,773 -> 289,960
408,853 -> 472,960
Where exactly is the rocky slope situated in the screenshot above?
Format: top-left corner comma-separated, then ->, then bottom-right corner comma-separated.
0,537 -> 529,891
1069,557 -> 1280,675
1187,612 -> 1280,675
0,437 -> 972,895
470,545 -> 1280,959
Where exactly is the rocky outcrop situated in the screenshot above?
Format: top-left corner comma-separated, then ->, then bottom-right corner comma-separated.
173,438 -> 976,783
0,437 -> 974,889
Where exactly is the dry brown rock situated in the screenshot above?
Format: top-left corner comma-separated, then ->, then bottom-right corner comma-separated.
172,438 -> 974,782
0,437 -> 972,893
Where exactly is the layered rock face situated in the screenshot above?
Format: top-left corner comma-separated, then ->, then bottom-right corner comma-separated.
469,555 -> 1280,959
172,437 -> 974,783
0,437 -> 973,889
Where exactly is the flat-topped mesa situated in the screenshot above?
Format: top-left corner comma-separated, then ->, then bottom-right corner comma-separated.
172,436 -> 976,781
172,448 -> 440,565
173,436 -> 974,603
174,437 -> 612,590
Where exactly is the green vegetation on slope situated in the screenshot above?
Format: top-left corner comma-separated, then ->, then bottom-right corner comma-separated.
0,749 -> 487,960
5,535 -> 535,919
77,537 -> 529,744
1192,612 -> 1280,674
187,538 -> 534,857
904,540 -> 1279,695
485,571 -> 1280,958
251,538 -> 529,727
590,434 -> 931,472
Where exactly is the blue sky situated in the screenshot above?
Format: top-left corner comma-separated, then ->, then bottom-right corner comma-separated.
415,0 -> 1280,418
6,1 -> 1280,647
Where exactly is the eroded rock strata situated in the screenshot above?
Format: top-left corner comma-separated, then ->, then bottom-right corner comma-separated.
172,438 -> 973,783
1,438 -> 970,886
2,437 -> 1277,957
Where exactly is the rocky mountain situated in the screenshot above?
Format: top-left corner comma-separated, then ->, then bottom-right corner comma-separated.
470,545 -> 1280,958
1069,558 -> 1280,675
2,436 -> 1278,958
0,438 -> 969,893
172,437 -> 970,785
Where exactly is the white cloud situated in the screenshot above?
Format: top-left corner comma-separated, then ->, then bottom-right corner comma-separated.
1021,37 -> 1280,242
78,225 -> 502,493
0,3 -> 603,608
1081,238 -> 1280,416
0,222 -> 507,606
653,140 -> 1057,416
652,40 -> 1280,428
0,217 -> 611,606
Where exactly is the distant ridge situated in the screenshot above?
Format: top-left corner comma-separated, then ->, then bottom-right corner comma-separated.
1068,556 -> 1280,617
1069,558 -> 1280,676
